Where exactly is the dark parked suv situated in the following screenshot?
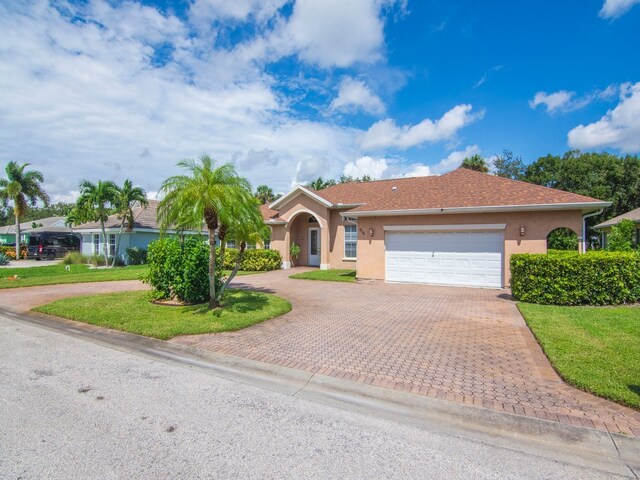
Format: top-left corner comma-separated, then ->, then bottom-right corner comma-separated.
28,231 -> 81,260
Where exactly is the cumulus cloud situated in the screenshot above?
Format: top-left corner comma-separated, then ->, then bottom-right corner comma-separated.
567,82 -> 640,153
393,164 -> 432,178
599,0 -> 640,18
529,86 -> 618,113
329,77 -> 385,115
343,156 -> 389,179
282,0 -> 402,68
360,105 -> 483,150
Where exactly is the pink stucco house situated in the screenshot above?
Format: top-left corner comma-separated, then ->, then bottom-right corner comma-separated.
261,168 -> 609,288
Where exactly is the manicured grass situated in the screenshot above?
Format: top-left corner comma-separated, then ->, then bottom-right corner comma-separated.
0,264 -> 148,289
33,289 -> 292,340
518,303 -> 640,409
289,269 -> 356,283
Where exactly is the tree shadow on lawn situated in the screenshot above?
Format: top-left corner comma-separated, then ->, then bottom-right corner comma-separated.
629,385 -> 640,398
185,290 -> 270,317
228,282 -> 276,295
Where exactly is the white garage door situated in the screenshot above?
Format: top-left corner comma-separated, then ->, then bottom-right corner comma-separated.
385,231 -> 503,288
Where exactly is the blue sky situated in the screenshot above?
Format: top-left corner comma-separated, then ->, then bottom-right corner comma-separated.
0,0 -> 639,201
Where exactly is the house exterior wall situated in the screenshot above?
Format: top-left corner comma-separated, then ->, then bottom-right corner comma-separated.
354,210 -> 584,286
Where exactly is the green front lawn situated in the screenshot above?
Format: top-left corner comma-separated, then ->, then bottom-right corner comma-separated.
518,303 -> 640,409
0,264 -> 148,289
289,269 -> 356,283
34,289 -> 291,340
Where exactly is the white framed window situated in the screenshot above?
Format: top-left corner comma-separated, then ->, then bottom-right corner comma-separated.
246,243 -> 255,250
264,239 -> 270,250
344,224 -> 357,259
109,234 -> 116,257
226,240 -> 236,248
93,234 -> 100,255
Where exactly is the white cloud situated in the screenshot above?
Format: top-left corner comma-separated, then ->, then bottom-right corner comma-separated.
329,77 -> 385,115
599,0 -> 640,18
529,86 -> 619,114
567,82 -> 640,153
189,0 -> 286,24
343,156 -> 388,179
393,164 -> 432,178
360,105 -> 483,150
529,91 -> 576,113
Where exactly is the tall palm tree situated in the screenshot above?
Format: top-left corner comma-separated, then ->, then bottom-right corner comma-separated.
216,200 -> 269,301
460,154 -> 490,173
75,180 -> 118,265
0,161 -> 50,260
157,154 -> 254,309
255,184 -> 275,204
111,179 -> 148,266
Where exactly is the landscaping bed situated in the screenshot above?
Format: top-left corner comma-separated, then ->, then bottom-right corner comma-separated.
34,289 -> 291,340
289,269 -> 356,283
518,303 -> 640,409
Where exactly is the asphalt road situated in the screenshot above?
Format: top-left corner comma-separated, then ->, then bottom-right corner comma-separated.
0,316 -> 631,480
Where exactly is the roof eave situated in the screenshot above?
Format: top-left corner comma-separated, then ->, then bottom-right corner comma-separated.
269,186 -> 333,209
340,202 -> 612,218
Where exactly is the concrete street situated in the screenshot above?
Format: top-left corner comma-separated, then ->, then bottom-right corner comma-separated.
0,314 -> 635,479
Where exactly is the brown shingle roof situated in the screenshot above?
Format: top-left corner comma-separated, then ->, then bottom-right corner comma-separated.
312,168 -> 606,213
259,203 -> 282,222
594,206 -> 640,229
74,200 -> 160,230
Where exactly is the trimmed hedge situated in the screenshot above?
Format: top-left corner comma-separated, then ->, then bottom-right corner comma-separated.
218,248 -> 282,271
511,252 -> 640,305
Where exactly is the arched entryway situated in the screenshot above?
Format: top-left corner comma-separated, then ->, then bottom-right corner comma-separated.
285,210 -> 326,268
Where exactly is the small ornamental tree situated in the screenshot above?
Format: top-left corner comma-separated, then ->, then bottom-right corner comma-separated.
607,219 -> 637,252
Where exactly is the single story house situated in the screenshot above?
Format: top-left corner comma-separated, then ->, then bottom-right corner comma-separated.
263,168 -> 610,288
73,200 -> 207,263
594,206 -> 640,247
0,216 -> 68,244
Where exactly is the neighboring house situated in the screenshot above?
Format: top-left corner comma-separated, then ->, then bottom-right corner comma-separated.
594,206 -> 640,247
263,168 -> 609,288
0,216 -> 68,244
73,200 -> 207,263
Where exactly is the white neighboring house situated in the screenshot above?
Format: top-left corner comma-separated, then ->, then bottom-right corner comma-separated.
72,200 -> 207,264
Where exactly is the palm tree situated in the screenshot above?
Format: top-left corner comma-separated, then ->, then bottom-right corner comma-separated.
460,154 -> 490,173
216,200 -> 269,301
307,177 -> 336,190
157,154 -> 254,309
255,184 -> 276,204
0,161 -> 50,260
75,180 -> 118,265
111,180 -> 148,266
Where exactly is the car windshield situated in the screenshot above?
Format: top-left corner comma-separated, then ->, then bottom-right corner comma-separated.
29,235 -> 41,246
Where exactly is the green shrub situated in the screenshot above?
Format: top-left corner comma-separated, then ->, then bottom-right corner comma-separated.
144,237 -> 221,304
511,251 -> 640,305
0,252 -> 10,265
546,249 -> 579,256
217,247 -> 282,271
62,252 -> 89,265
125,247 -> 147,265
547,227 -> 579,250
89,255 -> 107,267
607,219 -> 637,252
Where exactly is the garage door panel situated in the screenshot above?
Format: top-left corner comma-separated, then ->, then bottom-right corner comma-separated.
385,231 -> 503,288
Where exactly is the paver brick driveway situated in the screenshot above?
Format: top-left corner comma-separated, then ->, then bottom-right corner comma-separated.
173,269 -> 640,436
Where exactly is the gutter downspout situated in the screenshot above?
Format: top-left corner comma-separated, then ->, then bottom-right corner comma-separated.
582,209 -> 604,253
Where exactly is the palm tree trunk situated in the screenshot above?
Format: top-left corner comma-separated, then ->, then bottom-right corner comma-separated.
100,221 -> 109,266
217,241 -> 245,301
208,227 -> 219,309
14,213 -> 20,261
111,217 -> 126,267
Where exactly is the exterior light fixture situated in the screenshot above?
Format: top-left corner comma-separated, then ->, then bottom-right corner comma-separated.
519,225 -> 525,236
369,228 -> 374,237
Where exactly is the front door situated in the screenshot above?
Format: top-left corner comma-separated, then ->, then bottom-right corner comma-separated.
308,227 -> 320,266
